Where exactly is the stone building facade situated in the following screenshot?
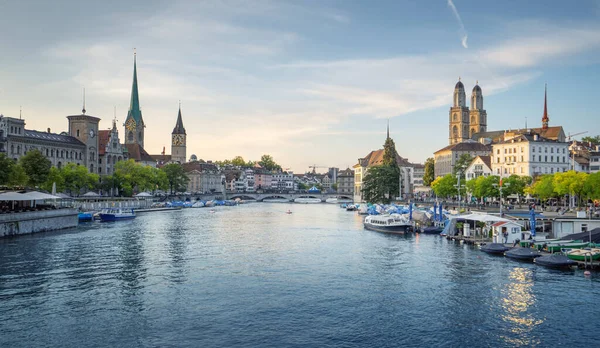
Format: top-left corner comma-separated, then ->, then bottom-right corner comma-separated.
336,168 -> 354,195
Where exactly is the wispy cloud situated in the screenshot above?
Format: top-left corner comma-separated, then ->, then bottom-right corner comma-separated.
447,0 -> 468,48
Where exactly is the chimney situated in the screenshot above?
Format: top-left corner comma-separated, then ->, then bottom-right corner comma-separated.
47,128 -> 51,133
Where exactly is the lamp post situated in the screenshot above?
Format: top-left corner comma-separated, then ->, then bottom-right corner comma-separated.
493,181 -> 510,217
454,170 -> 465,212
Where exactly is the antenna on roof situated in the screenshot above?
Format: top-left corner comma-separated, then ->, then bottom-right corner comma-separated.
19,105 -> 22,119
82,87 -> 86,114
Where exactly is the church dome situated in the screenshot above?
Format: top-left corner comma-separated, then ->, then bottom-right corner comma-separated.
190,154 -> 198,162
455,80 -> 464,89
472,84 -> 482,93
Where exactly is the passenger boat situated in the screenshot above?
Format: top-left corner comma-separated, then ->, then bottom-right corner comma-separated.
99,208 -> 136,222
565,248 -> 600,261
480,243 -> 511,255
504,247 -> 542,261
364,214 -> 412,234
294,198 -> 321,204
534,254 -> 578,269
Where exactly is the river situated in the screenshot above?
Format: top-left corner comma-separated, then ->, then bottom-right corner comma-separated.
0,203 -> 598,347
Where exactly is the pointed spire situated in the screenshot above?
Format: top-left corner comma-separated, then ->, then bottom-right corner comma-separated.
172,102 -> 186,134
127,48 -> 142,124
542,83 -> 549,130
386,119 -> 390,139
112,106 -> 117,130
82,87 -> 86,114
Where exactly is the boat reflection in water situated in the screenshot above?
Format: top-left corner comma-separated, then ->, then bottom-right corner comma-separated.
499,267 -> 543,346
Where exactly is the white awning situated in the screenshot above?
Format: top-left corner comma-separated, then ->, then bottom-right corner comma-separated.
453,213 -> 514,223
0,192 -> 29,201
21,191 -> 61,200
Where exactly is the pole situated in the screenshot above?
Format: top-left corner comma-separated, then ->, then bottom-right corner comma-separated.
499,185 -> 503,218
457,173 -> 461,212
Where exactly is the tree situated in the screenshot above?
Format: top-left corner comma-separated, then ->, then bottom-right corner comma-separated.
7,164 -> 28,187
423,157 -> 435,187
431,174 -> 460,198
581,135 -> 600,145
553,171 -> 587,207
231,156 -> 246,167
452,154 -> 473,177
297,182 -> 308,190
382,135 -> 399,168
258,154 -> 282,172
0,153 -> 15,185
503,175 -> 532,197
583,172 -> 600,200
361,165 -> 400,204
19,149 -> 51,187
41,167 -> 65,193
331,183 -> 338,191
61,163 -> 98,195
161,163 -> 189,194
526,174 -> 556,201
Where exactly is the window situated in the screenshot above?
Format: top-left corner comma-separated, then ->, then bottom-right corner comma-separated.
545,147 -> 548,153
545,156 -> 547,162
551,156 -> 554,162
520,167 -> 524,173
77,129 -> 80,137
582,224 -> 588,233
539,155 -> 541,162
551,148 -> 554,153
533,147 -> 536,153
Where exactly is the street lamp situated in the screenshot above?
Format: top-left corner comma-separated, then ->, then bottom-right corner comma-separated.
492,181 -> 510,217
454,170 -> 465,212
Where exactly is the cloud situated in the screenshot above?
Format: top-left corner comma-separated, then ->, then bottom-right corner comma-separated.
447,0 -> 468,48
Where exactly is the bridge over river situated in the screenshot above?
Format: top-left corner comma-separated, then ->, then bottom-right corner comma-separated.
177,192 -> 354,203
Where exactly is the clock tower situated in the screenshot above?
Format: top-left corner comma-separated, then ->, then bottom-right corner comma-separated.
67,94 -> 100,173
171,104 -> 186,164
123,51 -> 145,148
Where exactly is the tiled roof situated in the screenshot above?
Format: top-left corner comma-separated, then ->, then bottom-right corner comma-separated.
150,154 -> 172,163
469,155 -> 492,170
98,130 -> 110,156
472,126 -> 564,143
182,161 -> 219,173
338,168 -> 354,176
23,129 -> 85,146
124,144 -> 154,163
358,149 -> 413,168
434,141 -> 491,154
495,133 -> 561,145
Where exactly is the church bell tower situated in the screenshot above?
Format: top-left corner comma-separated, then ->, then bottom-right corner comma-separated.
124,50 -> 145,148
171,104 -> 186,164
469,81 -> 487,137
449,78 -> 470,144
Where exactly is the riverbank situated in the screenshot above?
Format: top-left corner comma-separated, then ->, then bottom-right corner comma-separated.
0,208 -> 78,237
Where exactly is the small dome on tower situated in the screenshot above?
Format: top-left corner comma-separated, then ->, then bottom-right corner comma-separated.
190,154 -> 198,162
472,84 -> 482,93
455,80 -> 464,89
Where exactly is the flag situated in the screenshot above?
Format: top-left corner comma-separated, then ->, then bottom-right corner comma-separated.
499,177 -> 503,187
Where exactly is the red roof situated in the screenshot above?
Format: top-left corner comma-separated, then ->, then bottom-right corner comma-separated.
98,130 -> 110,156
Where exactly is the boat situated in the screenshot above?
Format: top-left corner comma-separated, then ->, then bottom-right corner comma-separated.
325,198 -> 338,204
420,226 -> 444,235
99,208 -> 136,222
480,243 -> 511,255
78,212 -> 94,222
565,248 -> 600,262
357,205 -> 368,215
346,204 -> 357,211
534,254 -> 578,269
294,198 -> 321,204
364,214 -> 412,234
192,201 -> 205,208
504,247 -> 542,261
545,242 -> 589,253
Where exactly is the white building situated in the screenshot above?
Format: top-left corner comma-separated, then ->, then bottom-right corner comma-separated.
590,150 -> 600,173
244,168 -> 255,192
434,141 -> 492,178
491,132 -> 570,177
465,155 -> 493,180
271,171 -> 295,190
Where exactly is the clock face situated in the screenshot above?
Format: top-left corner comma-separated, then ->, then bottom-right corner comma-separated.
89,129 -> 95,138
125,119 -> 136,131
173,134 -> 184,146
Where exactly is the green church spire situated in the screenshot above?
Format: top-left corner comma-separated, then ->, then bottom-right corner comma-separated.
127,50 -> 143,124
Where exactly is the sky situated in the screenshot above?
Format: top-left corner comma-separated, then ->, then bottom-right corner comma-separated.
1,0 -> 599,173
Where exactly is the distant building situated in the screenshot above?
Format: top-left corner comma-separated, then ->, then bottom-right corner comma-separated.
271,171 -> 295,190
171,105 -> 186,164
491,132 -> 569,177
254,168 -> 272,191
336,168 -> 354,195
590,150 -> 600,173
434,141 -> 491,178
449,79 -> 487,145
183,161 -> 223,194
412,163 -> 425,189
465,155 -> 492,180
98,118 -> 126,175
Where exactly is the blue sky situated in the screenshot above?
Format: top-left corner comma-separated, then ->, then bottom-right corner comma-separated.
1,0 -> 599,172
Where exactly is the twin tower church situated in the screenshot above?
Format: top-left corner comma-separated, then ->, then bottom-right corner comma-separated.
448,78 -> 487,145
123,52 -> 187,165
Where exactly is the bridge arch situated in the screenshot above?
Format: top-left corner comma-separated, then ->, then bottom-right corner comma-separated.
228,195 -> 257,201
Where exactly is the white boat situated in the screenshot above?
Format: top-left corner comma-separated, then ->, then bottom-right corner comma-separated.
192,201 -> 205,208
358,205 -> 368,215
364,214 -> 412,234
294,197 -> 322,204
325,198 -> 338,204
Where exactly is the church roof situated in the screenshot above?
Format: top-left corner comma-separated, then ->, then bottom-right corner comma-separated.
172,106 -> 186,134
472,126 -> 565,143
126,53 -> 143,125
98,130 -> 111,155
124,144 -> 154,163
357,149 -> 413,168
434,141 -> 491,154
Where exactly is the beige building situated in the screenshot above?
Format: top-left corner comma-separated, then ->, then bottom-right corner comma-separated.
434,141 -> 491,178
353,149 -> 414,202
449,79 -> 487,144
183,161 -> 223,194
98,118 -> 126,175
336,168 -> 354,195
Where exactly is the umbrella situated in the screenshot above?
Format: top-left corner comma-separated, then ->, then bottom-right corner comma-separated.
530,208 -> 536,238
21,192 -> 61,200
82,191 -> 100,197
0,192 -> 28,201
135,192 -> 152,197
409,202 -> 413,221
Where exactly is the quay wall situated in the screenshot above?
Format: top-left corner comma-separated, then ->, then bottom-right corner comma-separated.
0,209 -> 78,237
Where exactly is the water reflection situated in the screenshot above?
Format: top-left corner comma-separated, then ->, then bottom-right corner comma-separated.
500,267 -> 543,346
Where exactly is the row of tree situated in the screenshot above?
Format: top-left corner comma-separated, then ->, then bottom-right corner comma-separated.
213,154 -> 283,172
526,171 -> 600,206
431,173 -> 532,201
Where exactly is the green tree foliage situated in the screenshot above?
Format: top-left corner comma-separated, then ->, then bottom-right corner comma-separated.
59,163 -> 99,195
113,160 -> 168,196
40,167 -> 65,193
258,154 -> 282,172
231,156 -> 247,167
583,172 -> 600,200
581,135 -> 600,145
423,157 -> 435,187
526,174 -> 557,201
382,136 -> 399,168
0,153 -> 15,185
553,171 -> 587,206
19,149 -> 51,187
161,163 -> 189,194
361,165 -> 400,204
503,175 -> 532,197
331,183 -> 338,191
452,154 -> 473,177
431,174 -> 457,198
7,164 -> 28,187
297,182 -> 308,190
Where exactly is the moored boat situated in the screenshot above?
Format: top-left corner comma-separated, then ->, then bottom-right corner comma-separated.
420,226 -> 444,234
566,248 -> 600,262
294,198 -> 322,204
78,212 -> 94,222
504,247 -> 542,261
99,208 -> 136,222
364,214 -> 412,234
545,242 -> 589,253
534,254 -> 578,269
480,243 -> 511,255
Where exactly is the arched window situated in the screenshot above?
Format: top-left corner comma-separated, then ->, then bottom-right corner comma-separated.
452,125 -> 458,139
17,145 -> 20,154
452,113 -> 457,122
58,162 -> 62,169
471,116 -> 475,124
471,128 -> 476,137
11,144 -> 14,154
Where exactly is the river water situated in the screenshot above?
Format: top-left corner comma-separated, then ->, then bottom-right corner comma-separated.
0,204 -> 598,347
